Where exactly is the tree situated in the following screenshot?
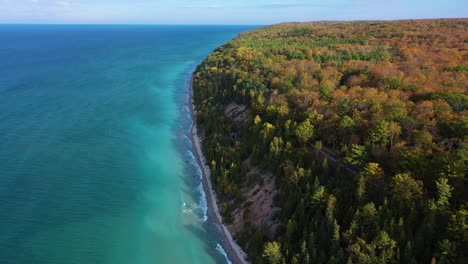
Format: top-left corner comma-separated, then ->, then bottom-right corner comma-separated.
254,115 -> 262,125
357,203 -> 379,240
372,231 -> 397,262
194,19 -> 468,263
356,174 -> 367,203
438,239 -> 456,264
435,178 -> 453,209
391,173 -> 423,203
346,144 -> 368,167
361,162 -> 384,181
326,195 -> 337,223
270,136 -> 284,161
388,122 -> 402,148
294,119 -> 314,144
308,232 -> 318,261
301,240 -> 310,264
447,208 -> 468,245
348,232 -> 397,264
348,237 -> 374,264
262,242 -> 284,264
331,218 -> 341,253
311,185 -> 325,206
248,228 -> 265,256
286,218 -> 297,240
369,120 -> 392,147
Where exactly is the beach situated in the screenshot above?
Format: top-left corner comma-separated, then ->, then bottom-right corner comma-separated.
189,79 -> 249,264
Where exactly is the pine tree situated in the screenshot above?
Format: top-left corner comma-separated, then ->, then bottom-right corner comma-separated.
435,178 -> 453,209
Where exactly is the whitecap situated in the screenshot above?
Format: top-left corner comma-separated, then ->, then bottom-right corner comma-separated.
196,183 -> 208,222
181,199 -> 207,222
216,243 -> 232,264
183,134 -> 192,145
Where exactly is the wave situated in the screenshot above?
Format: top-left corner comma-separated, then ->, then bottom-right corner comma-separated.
180,69 -> 208,222
184,105 -> 191,115
184,134 -> 192,146
186,148 -> 203,179
182,145 -> 207,222
216,243 -> 232,264
182,201 -> 206,222
196,183 -> 208,222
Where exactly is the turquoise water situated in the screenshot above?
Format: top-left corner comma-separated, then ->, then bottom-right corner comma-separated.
0,25 -> 255,264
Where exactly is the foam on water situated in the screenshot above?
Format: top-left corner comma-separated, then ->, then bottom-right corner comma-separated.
184,78 -> 235,264
179,76 -> 209,223
182,200 -> 207,222
183,134 -> 192,145
182,147 -> 208,222
216,243 -> 233,264
186,149 -> 203,180
184,105 -> 191,114
196,183 -> 208,222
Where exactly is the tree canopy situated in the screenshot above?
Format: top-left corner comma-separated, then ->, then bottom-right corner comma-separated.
193,19 -> 467,263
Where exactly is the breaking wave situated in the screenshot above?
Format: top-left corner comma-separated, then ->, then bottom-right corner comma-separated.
216,243 -> 232,264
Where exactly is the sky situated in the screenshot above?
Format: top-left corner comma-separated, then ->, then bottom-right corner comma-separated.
0,0 -> 467,24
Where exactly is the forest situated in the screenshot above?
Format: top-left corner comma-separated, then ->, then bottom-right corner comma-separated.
193,19 -> 467,263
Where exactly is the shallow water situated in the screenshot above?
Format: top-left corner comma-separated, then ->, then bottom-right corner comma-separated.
0,25 -> 255,264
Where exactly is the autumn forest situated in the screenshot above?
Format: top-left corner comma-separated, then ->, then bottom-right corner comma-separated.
193,19 -> 467,263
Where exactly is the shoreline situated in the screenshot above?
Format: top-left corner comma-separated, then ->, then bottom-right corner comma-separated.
188,78 -> 249,264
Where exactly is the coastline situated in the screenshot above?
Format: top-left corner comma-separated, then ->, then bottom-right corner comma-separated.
188,77 -> 249,264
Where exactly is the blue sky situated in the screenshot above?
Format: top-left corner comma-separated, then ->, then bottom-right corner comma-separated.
0,0 -> 467,24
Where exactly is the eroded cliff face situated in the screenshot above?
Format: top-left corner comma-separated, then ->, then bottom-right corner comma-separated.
227,158 -> 281,240
223,103 -> 281,240
225,102 -> 248,123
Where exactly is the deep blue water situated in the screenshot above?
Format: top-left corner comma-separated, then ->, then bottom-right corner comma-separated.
0,25 -> 255,264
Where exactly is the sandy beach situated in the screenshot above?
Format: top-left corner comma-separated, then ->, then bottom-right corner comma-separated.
189,80 -> 249,264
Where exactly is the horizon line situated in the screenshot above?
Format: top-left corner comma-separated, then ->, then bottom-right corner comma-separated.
0,22 -> 265,26
0,17 -> 466,26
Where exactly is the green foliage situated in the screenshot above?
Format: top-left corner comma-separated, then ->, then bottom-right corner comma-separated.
430,92 -> 468,112
435,178 -> 453,209
312,185 -> 325,204
447,208 -> 468,244
361,162 -> 384,180
262,242 -> 284,264
391,173 -> 423,203
369,121 -> 392,147
346,144 -> 367,167
294,119 -> 314,143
